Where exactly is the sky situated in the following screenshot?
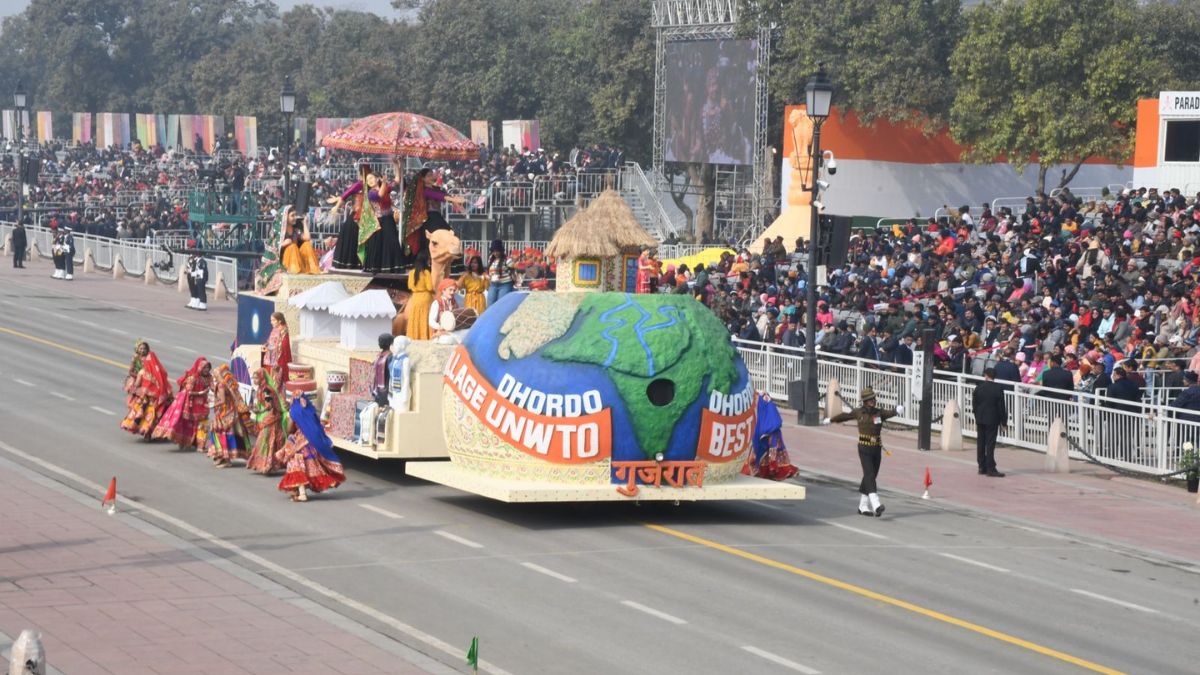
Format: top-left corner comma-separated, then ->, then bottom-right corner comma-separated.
0,0 -> 404,19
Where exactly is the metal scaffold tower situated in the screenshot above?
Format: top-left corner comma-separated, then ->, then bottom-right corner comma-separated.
650,0 -> 773,244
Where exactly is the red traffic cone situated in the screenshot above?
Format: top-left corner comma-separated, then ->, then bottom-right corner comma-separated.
101,477 -> 117,514
922,467 -> 932,500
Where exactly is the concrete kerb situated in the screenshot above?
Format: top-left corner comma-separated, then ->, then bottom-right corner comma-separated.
214,272 -> 228,301
143,257 -> 155,285
83,248 -> 95,273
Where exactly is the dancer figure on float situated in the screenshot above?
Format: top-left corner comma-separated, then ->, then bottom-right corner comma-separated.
278,205 -> 322,275
400,167 -> 466,259
120,340 -> 172,440
261,312 -> 293,386
329,161 -> 405,273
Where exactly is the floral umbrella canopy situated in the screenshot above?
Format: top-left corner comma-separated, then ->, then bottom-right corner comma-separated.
320,112 -> 479,161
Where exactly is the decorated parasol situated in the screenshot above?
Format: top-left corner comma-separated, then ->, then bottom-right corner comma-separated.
320,112 -> 479,161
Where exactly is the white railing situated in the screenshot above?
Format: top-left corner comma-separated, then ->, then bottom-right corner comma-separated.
621,161 -> 681,238
729,338 -> 1199,476
1,221 -> 237,296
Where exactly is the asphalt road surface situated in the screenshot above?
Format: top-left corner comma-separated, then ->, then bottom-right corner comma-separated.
1,280 -> 1197,675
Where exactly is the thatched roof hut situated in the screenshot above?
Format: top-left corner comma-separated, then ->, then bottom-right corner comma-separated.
545,190 -> 658,259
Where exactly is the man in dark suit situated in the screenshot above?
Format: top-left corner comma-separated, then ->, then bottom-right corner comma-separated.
971,367 -> 1007,477
1040,354 -> 1074,400
993,349 -> 1021,389
1106,366 -> 1143,462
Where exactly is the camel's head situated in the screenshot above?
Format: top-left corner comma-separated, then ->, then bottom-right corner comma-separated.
429,228 -> 461,265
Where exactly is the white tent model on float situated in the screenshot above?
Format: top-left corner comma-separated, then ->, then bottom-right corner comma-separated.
327,289 -> 397,350
288,281 -> 352,339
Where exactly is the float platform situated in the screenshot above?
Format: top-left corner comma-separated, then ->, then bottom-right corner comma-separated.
407,461 -> 807,503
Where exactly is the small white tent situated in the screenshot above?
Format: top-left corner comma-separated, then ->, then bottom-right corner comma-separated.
328,289 -> 397,351
289,281 -> 352,339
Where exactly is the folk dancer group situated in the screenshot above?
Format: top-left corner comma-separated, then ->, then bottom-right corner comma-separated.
117,314 -> 344,503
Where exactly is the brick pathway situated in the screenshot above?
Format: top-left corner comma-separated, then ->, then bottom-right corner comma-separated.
785,419 -> 1200,565
0,463 -> 434,675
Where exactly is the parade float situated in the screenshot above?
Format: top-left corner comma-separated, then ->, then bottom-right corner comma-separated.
237,188 -> 805,502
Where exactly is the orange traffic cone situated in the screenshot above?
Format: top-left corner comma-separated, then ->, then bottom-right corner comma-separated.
101,477 -> 117,514
921,467 -> 932,500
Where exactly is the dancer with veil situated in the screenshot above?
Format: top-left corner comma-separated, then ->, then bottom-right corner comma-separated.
261,312 -> 293,386
207,365 -> 254,467
153,357 -> 213,450
120,340 -> 172,440
330,161 -> 404,273
400,167 -> 466,259
276,395 -> 345,502
248,369 -> 287,474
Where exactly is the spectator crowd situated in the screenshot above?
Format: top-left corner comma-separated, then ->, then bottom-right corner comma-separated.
647,188 -> 1200,410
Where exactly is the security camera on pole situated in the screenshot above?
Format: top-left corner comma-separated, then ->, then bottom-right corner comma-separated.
799,64 -> 832,426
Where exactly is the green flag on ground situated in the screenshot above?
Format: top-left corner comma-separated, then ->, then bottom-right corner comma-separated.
466,636 -> 479,671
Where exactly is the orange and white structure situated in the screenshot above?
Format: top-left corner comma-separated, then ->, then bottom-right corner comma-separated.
1132,92 -> 1200,193
764,105 -> 1132,246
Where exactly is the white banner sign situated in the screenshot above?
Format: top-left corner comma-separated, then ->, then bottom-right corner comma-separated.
1159,91 -> 1200,117
911,351 -> 925,402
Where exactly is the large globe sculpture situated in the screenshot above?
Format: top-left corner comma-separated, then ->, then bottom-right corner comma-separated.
442,291 -> 757,486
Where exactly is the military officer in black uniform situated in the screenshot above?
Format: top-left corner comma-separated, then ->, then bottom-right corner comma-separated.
826,386 -> 902,516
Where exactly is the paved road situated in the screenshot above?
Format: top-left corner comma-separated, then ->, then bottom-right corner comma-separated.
1,277 -> 1197,675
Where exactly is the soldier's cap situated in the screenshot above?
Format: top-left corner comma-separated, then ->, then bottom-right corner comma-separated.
861,386 -> 876,401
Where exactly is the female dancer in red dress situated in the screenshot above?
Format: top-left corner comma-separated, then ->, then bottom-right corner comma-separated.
275,395 -> 345,502
120,340 -> 172,440
152,357 -> 212,450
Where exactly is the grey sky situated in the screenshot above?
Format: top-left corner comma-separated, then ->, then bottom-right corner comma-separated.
0,0 -> 403,19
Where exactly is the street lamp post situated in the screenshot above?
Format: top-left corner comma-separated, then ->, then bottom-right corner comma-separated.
13,82 -> 27,228
800,65 -> 832,426
280,75 -> 296,206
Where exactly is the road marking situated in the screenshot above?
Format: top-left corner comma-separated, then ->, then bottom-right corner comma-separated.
620,600 -> 687,625
357,504 -> 404,520
520,562 -> 577,583
49,392 -> 74,401
741,646 -> 820,674
89,406 -> 116,416
825,521 -> 890,540
434,530 -> 484,549
171,345 -> 194,353
49,312 -> 70,321
643,523 -> 1125,675
1071,589 -> 1159,614
938,553 -> 1011,573
107,327 -> 129,336
0,326 -> 126,369
749,500 -> 784,511
0,439 -> 513,675
12,378 -> 34,387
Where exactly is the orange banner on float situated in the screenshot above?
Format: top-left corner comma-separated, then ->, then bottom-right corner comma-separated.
444,347 -> 612,464
695,404 -> 756,463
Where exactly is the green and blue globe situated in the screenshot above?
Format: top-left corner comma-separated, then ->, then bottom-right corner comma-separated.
441,291 -> 753,485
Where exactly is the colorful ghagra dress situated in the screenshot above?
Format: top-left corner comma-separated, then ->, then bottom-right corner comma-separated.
152,357 -> 212,449
276,398 -> 345,495
120,346 -> 172,439
248,371 -> 287,474
206,365 -> 253,463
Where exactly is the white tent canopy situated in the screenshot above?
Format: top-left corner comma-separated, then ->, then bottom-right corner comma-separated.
289,281 -> 351,310
289,281 -> 352,339
329,290 -> 397,350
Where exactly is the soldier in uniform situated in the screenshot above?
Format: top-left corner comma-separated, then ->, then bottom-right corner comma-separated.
825,386 -> 903,516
